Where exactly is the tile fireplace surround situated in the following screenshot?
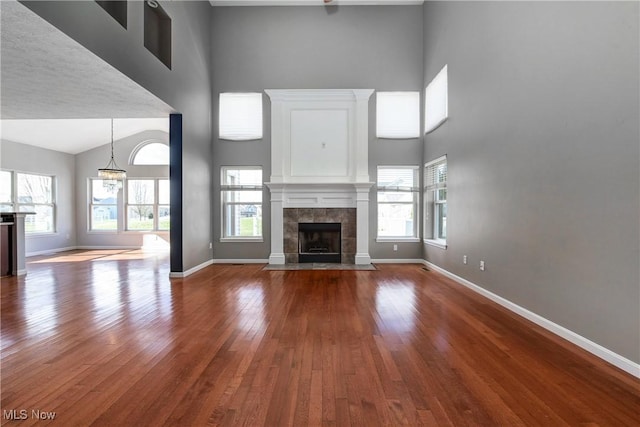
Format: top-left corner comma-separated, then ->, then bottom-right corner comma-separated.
284,208 -> 356,264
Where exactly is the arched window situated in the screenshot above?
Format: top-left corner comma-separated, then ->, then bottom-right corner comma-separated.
130,141 -> 169,165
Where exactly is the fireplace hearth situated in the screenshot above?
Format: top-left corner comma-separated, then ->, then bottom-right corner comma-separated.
298,223 -> 341,263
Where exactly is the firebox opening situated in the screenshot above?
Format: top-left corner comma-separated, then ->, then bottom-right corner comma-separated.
298,223 -> 341,263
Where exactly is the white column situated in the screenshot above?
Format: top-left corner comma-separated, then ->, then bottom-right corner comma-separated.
267,184 -> 285,264
353,89 -> 374,183
354,183 -> 373,265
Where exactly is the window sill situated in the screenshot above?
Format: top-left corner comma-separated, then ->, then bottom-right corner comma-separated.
423,238 -> 447,249
87,230 -> 170,234
376,237 -> 421,243
220,237 -> 263,243
124,230 -> 170,234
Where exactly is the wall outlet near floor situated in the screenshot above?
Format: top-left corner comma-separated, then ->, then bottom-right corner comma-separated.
209,242 -> 213,249
393,244 -> 398,251
463,255 -> 467,264
480,260 -> 485,271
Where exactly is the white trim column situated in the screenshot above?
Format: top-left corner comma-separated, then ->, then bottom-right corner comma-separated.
353,90 -> 372,183
355,183 -> 373,265
267,184 -> 285,264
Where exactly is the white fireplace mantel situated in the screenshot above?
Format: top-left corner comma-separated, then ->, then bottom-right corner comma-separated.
265,89 -> 375,265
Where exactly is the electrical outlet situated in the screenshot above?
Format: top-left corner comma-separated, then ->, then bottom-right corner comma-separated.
480,261 -> 485,271
463,255 -> 467,264
209,242 -> 213,249
393,244 -> 398,251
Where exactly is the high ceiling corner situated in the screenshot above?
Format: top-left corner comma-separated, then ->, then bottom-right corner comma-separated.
0,1 -> 173,120
208,0 -> 424,6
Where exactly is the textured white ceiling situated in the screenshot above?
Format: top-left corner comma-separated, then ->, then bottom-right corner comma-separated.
0,1 -> 173,120
0,2 -> 174,154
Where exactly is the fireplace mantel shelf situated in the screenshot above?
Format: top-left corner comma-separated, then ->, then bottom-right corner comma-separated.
265,182 -> 374,190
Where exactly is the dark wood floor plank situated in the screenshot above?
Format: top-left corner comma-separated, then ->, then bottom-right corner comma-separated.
1,252 -> 639,426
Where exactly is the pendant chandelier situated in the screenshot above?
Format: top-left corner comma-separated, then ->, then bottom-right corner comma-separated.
98,119 -> 126,191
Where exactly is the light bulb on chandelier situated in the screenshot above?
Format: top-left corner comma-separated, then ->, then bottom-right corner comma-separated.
98,118 -> 126,192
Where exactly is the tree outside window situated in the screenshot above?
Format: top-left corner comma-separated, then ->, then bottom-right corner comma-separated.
126,179 -> 169,231
12,172 -> 56,234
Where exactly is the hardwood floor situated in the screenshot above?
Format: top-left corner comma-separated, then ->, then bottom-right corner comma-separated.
1,250 -> 638,426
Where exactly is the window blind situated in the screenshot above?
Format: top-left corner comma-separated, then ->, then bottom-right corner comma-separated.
377,167 -> 419,192
424,65 -> 448,134
219,93 -> 263,141
376,92 -> 420,139
221,167 -> 263,190
425,156 -> 447,190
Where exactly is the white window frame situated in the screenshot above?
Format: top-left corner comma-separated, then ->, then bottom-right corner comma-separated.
0,170 -> 14,213
1,170 -> 56,235
125,178 -> 170,232
129,140 -> 170,165
89,178 -> 119,232
376,165 -> 420,242
220,166 -> 263,242
424,155 -> 448,249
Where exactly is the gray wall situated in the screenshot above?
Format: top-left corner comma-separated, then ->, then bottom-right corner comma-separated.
21,1 -> 213,272
422,1 -> 639,363
75,130 -> 169,248
0,140 -> 76,255
210,5 -> 424,260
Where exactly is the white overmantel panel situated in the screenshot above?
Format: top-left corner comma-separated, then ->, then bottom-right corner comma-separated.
265,89 -> 374,184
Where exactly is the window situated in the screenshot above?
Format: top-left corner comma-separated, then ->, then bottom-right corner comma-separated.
95,1 -> 127,29
144,0 -> 172,69
90,179 -> 118,231
376,91 -> 420,139
221,167 -> 263,240
425,64 -> 448,134
0,170 -> 12,212
219,93 -> 263,141
126,179 -> 170,231
425,156 -> 447,247
0,171 -> 55,233
131,141 -> 169,165
377,166 -> 419,240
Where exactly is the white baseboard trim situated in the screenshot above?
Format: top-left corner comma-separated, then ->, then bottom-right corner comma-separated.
26,246 -> 78,257
268,253 -> 286,265
16,269 -> 27,276
371,258 -> 425,264
212,259 -> 269,264
169,259 -> 214,278
423,261 -> 640,379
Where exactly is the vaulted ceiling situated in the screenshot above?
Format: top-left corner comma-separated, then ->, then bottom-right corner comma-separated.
0,2 -> 172,153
